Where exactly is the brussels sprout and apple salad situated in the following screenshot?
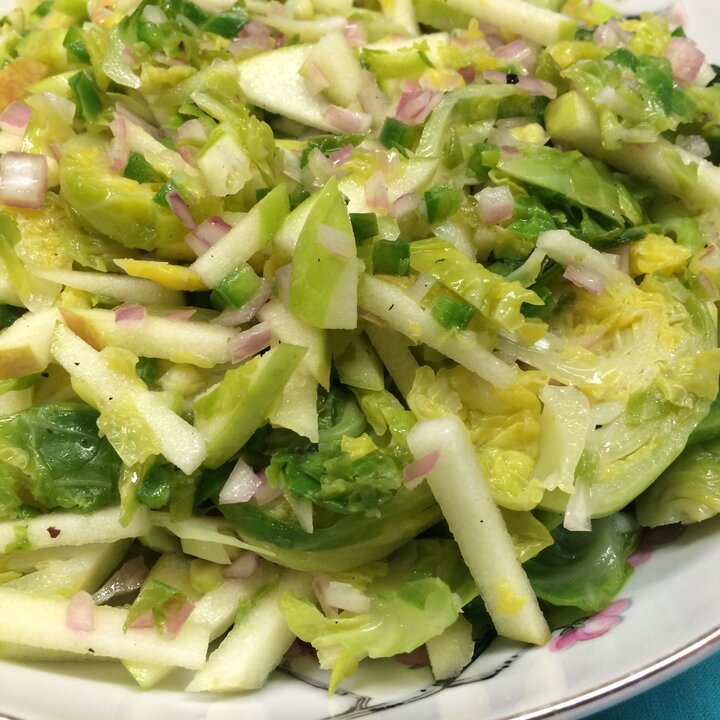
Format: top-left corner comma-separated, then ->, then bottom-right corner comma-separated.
0,0 -> 719,695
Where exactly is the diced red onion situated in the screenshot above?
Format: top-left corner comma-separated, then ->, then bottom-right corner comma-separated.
312,576 -> 338,617
676,133 -> 711,158
475,185 -> 514,224
319,580 -> 371,614
694,246 -> 720,300
377,150 -> 400,179
108,145 -> 130,173
229,35 -> 275,54
483,69 -> 511,85
283,150 -> 303,183
665,36 -> 705,85
563,264 -> 607,295
323,105 -> 372,134
187,215 -> 233,256
0,102 -> 32,136
166,190 -> 195,230
602,244 -> 630,274
109,115 -> 127,142
224,551 -> 261,579
669,2 -> 687,27
165,601 -> 194,635
228,321 -> 272,364
253,470 -> 284,505
40,93 -> 76,125
115,303 -> 146,327
364,170 -> 390,212
177,145 -> 195,164
303,61 -> 330,96
390,192 -> 419,219
115,104 -> 162,140
329,144 -> 353,168
307,147 -> 337,182
175,118 -> 208,144
396,646 -> 430,667
243,19 -> 274,37
593,19 -> 632,49
406,272 -> 436,303
458,65 -> 476,84
212,279 -> 272,327
495,38 -> 532,63
516,75 -> 557,99
287,494 -> 314,533
563,481 -> 591,532
343,20 -> 367,47
109,115 -> 130,172
130,611 -> 155,629
219,456 -> 264,504
395,86 -> 441,125
163,308 -> 197,321
274,264 -> 292,309
403,449 -> 440,489
697,271 -> 720,302
317,223 -> 354,257
92,556 -> 149,605
66,591 -> 95,633
152,52 -> 191,67
358,77 -> 388,122
229,22 -> 275,54
0,152 -> 47,209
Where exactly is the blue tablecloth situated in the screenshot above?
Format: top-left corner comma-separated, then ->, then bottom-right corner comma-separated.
587,648 -> 720,719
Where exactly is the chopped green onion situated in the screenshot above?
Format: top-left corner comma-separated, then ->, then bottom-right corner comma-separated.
136,356 -> 161,384
573,27 -> 594,41
363,48 -> 429,80
299,133 -> 362,167
152,180 -> 182,208
0,305 -> 24,330
372,239 -> 410,276
169,0 -> 207,25
136,20 -> 166,50
290,189 -> 311,208
63,26 -> 90,64
467,143 -> 500,182
606,47 -> 637,70
431,295 -> 476,330
202,6 -> 248,37
211,263 -> 263,310
671,26 -> 686,37
423,185 -> 462,224
350,212 -> 378,242
123,152 -> 165,183
68,71 -> 104,121
521,284 -> 555,318
379,117 -> 422,152
32,0 -> 53,17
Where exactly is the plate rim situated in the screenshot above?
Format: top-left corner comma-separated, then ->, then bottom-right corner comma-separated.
509,624 -> 720,720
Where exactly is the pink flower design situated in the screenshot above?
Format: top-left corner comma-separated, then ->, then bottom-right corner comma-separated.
629,524 -> 685,568
549,598 -> 631,651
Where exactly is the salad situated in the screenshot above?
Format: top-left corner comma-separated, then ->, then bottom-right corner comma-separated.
0,0 -> 718,698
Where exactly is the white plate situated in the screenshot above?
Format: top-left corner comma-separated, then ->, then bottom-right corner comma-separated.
2,1 -> 720,719
1,516 -> 718,720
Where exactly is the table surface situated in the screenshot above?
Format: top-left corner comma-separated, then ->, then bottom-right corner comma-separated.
587,647 -> 720,719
